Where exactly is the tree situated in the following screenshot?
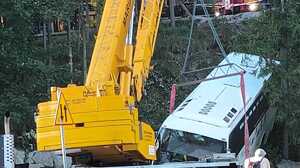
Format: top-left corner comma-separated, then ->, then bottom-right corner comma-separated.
230,0 -> 300,159
0,0 -> 80,146
0,0 -> 48,136
140,22 -> 223,129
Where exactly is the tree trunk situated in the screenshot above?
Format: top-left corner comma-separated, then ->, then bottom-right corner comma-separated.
43,20 -> 51,99
85,0 -> 91,63
281,0 -> 285,12
83,29 -> 87,82
67,18 -> 73,83
0,16 -> 4,27
82,1 -> 88,82
47,20 -> 52,66
169,0 -> 176,27
77,2 -> 82,80
43,21 -> 47,50
280,0 -> 289,159
283,121 -> 289,159
178,0 -> 192,17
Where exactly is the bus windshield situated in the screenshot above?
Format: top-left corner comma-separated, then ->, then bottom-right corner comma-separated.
159,128 -> 226,160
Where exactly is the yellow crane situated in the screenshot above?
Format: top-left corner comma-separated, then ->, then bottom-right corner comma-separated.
35,0 -> 164,164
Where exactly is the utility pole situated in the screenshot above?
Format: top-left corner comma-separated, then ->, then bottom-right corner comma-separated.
169,0 -> 176,27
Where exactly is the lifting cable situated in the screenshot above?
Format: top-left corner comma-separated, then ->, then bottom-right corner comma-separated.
181,0 -> 228,75
166,2 -> 250,156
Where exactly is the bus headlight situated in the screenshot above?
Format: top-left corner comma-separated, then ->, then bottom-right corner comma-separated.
249,4 -> 258,11
215,11 -> 221,17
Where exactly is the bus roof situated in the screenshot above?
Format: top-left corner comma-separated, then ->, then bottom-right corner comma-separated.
161,52 -> 271,141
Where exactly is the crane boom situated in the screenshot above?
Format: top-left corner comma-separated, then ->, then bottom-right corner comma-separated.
133,0 -> 165,101
86,0 -> 134,88
35,0 -> 165,165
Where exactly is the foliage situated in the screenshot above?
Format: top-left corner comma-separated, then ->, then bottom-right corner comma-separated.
231,1 -> 300,139
139,22 -> 223,129
2,1 -> 300,162
139,24 -> 189,129
1,0 -> 39,136
0,0 -> 79,141
229,0 -> 300,159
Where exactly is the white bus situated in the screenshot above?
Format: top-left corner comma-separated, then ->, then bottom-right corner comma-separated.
158,52 -> 275,165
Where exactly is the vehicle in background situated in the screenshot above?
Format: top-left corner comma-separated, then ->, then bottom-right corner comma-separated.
157,53 -> 275,166
214,0 -> 271,16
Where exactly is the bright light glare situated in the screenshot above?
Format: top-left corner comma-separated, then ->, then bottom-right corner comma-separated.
215,11 -> 220,17
249,4 -> 258,11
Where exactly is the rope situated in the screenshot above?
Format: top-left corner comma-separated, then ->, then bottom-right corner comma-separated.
199,0 -> 227,58
181,0 -> 197,74
181,0 -> 229,75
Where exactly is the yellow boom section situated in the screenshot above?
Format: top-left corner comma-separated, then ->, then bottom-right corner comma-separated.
86,0 -> 134,88
36,0 -> 165,165
133,0 -> 165,101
